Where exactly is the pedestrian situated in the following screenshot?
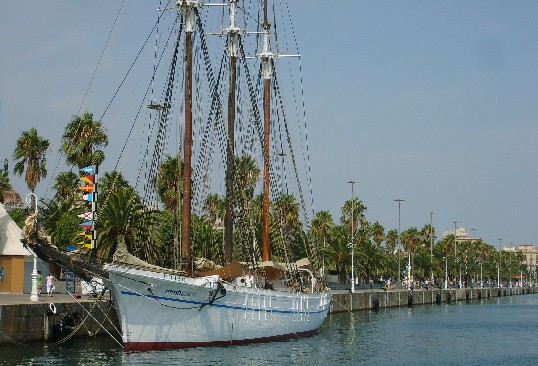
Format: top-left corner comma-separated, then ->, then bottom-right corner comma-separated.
46,273 -> 54,297
37,271 -> 43,296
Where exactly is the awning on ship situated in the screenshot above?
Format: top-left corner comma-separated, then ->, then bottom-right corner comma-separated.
195,261 -> 243,279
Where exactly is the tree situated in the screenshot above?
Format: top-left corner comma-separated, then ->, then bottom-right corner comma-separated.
53,171 -> 79,202
13,128 -> 49,205
311,210 -> 335,272
97,189 -> 157,263
156,155 -> 182,211
340,197 -> 367,236
99,171 -> 135,203
370,221 -> 385,248
203,193 -> 224,228
0,170 -> 12,203
60,111 -> 108,169
385,229 -> 398,254
39,198 -> 80,251
357,236 -> 385,282
323,226 -> 352,284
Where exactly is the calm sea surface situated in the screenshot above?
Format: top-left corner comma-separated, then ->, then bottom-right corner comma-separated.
2,293 -> 538,366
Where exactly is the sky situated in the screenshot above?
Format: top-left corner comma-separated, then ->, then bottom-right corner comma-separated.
1,1 -> 537,248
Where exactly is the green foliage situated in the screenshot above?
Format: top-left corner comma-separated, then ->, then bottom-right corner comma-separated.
53,171 -> 79,201
60,111 -> 108,168
13,127 -> 49,193
9,208 -> 27,229
39,198 -> 80,251
0,170 -> 12,203
156,155 -> 182,211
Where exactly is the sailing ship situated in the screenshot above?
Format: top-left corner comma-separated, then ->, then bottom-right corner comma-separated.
22,0 -> 331,351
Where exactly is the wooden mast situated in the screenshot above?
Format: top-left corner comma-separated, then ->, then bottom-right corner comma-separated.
181,0 -> 199,272
261,0 -> 272,262
224,0 -> 240,264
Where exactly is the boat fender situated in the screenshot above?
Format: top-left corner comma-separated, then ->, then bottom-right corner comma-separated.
48,303 -> 57,316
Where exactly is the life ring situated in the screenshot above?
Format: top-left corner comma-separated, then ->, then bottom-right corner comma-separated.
49,303 -> 57,315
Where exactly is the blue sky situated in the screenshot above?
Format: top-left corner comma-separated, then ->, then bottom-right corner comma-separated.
1,1 -> 537,248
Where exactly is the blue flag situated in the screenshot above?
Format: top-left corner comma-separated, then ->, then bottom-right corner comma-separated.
80,165 -> 94,175
80,193 -> 94,202
79,221 -> 93,230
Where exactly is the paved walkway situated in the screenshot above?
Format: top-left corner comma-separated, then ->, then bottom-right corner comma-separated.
0,292 -> 97,305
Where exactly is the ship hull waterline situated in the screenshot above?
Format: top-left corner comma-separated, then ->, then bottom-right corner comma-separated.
105,264 -> 332,351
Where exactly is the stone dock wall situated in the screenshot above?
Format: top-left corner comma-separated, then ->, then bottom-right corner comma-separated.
0,300 -> 119,346
1,287 -> 535,345
329,286 -> 536,313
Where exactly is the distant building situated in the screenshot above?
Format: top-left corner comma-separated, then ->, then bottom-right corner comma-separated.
503,244 -> 538,273
441,227 -> 480,243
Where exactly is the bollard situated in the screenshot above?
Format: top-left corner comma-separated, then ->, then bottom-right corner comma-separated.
407,292 -> 413,307
435,293 -> 442,305
371,297 -> 380,310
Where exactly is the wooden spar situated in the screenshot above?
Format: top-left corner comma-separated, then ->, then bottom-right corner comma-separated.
225,53 -> 236,263
261,0 -> 271,262
224,0 -> 240,264
181,2 -> 196,272
262,78 -> 270,262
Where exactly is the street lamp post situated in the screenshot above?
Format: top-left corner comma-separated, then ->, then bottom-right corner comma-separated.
453,220 -> 459,288
498,239 -> 502,287
26,193 -> 39,302
453,220 -> 459,257
430,211 -> 434,285
429,212 -> 434,259
443,256 -> 448,289
348,181 -> 357,293
480,261 -> 483,288
395,199 -> 405,287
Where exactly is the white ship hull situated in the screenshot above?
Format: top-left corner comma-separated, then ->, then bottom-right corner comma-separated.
105,264 -> 332,351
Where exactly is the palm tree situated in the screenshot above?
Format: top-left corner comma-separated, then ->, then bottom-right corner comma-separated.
385,228 -> 398,254
13,128 -> 49,206
370,221 -> 385,248
97,189 -> 157,263
203,193 -> 224,227
323,226 -> 352,284
311,210 -> 335,272
357,237 -> 385,282
232,155 -> 260,204
0,170 -> 12,203
53,171 -> 79,202
99,170 -> 135,203
60,111 -> 108,169
157,155 -> 182,212
340,197 -> 367,236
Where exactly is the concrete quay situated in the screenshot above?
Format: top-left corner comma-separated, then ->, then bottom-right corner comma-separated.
0,292 -> 119,346
329,286 -> 536,313
1,286 -> 535,346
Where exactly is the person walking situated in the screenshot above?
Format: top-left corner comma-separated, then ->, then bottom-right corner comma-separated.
37,271 -> 43,296
46,273 -> 54,297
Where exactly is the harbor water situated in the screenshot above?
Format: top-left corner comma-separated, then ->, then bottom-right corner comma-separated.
2,293 -> 538,365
